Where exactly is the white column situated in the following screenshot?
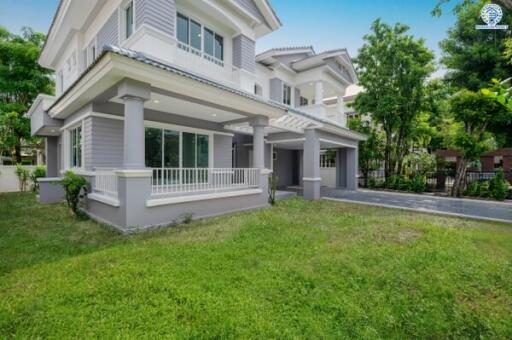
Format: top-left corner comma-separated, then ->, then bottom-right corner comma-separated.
250,117 -> 269,169
337,96 -> 346,126
314,81 -> 324,105
123,96 -> 146,169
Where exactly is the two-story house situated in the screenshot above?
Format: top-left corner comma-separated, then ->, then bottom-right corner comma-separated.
28,0 -> 366,232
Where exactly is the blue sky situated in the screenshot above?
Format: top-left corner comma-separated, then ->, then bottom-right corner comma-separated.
0,0 -> 456,72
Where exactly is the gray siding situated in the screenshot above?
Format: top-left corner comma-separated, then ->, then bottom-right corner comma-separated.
213,134 -> 233,168
89,117 -> 124,169
269,78 -> 283,103
135,0 -> 175,37
83,117 -> 94,170
235,0 -> 269,28
97,11 -> 119,52
325,57 -> 353,83
233,34 -> 256,73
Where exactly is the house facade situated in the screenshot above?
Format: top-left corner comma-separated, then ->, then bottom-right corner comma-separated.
29,0 -> 365,231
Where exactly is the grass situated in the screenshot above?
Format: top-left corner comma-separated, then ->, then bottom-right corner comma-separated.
1,192 -> 512,338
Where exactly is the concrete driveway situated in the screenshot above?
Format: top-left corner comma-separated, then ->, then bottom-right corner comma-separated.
322,189 -> 512,223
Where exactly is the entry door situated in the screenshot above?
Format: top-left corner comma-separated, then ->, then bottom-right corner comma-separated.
291,150 -> 300,185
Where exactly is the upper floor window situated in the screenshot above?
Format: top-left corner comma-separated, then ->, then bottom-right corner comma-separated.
124,1 -> 134,39
300,96 -> 309,106
282,84 -> 292,106
177,12 -> 224,65
70,125 -> 82,168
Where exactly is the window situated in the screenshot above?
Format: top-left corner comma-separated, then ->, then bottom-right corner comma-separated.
70,126 -> 82,168
177,13 -> 189,45
282,84 -> 292,106
176,12 -> 224,64
190,20 -> 201,51
300,96 -> 309,106
125,1 -> 134,39
145,127 -> 209,169
494,156 -> 504,169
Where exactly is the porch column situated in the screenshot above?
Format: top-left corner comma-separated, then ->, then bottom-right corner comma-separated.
337,96 -> 346,126
336,147 -> 358,190
45,136 -> 59,177
250,116 -> 268,169
303,127 -> 321,200
314,81 -> 324,105
118,80 -> 151,169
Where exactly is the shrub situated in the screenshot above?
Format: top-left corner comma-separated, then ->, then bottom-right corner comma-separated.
180,213 -> 194,224
386,175 -> 409,191
268,175 -> 279,205
368,177 -> 377,189
61,171 -> 87,217
465,181 -> 479,197
489,169 -> 509,201
478,181 -> 490,198
15,164 -> 30,192
30,165 -> 46,192
409,174 -> 426,193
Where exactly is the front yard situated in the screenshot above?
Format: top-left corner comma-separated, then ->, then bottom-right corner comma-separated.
1,193 -> 511,338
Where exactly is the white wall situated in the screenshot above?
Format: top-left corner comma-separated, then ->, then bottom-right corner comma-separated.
0,166 -> 37,193
320,168 -> 336,188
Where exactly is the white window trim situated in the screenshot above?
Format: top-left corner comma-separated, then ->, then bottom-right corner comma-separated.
120,0 -> 136,42
282,83 -> 292,106
65,120 -> 85,171
144,121 -> 214,169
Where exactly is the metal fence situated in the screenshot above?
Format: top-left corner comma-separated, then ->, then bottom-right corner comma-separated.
359,170 -> 512,192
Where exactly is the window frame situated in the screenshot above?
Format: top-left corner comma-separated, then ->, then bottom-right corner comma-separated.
123,0 -> 135,40
282,83 -> 292,106
68,123 -> 83,169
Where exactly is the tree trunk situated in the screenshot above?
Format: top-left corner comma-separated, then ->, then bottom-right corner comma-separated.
451,158 -> 468,197
15,144 -> 22,164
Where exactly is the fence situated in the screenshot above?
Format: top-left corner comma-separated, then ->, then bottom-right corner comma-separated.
0,166 -> 38,193
359,170 -> 512,193
92,169 -> 118,198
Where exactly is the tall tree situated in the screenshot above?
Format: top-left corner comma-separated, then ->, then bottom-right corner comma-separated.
448,89 -> 510,196
0,27 -> 53,163
439,0 -> 512,91
354,19 -> 435,180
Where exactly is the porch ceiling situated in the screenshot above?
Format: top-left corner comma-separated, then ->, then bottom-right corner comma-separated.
224,111 -> 323,135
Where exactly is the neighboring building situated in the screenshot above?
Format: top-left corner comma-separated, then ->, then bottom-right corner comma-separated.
28,0 -> 365,231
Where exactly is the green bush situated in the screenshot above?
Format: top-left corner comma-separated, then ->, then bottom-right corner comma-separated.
30,166 -> 46,192
409,174 -> 426,193
15,164 -> 30,192
478,181 -> 490,198
464,181 -> 479,197
61,171 -> 87,217
368,177 -> 377,189
489,169 -> 509,201
386,175 -> 409,191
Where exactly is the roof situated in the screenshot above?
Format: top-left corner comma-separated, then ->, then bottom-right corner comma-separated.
47,45 -> 366,141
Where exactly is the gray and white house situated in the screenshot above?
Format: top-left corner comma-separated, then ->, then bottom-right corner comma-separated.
29,0 -> 366,231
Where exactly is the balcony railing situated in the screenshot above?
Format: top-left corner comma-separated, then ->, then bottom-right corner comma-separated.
93,169 -> 118,198
151,168 -> 259,196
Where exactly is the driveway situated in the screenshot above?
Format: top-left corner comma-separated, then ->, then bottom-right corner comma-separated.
322,189 -> 512,223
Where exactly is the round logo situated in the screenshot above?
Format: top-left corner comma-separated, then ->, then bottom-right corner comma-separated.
480,4 -> 503,27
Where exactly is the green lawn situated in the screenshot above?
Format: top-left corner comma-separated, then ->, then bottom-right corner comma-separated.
1,193 -> 511,338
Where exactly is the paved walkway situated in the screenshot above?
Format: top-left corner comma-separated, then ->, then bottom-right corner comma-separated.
322,189 -> 512,223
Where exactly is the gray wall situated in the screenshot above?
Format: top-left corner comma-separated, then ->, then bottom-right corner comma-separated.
273,149 -> 295,187
214,134 -> 233,168
97,11 -> 119,51
269,78 -> 283,103
325,57 -> 353,83
135,0 -> 175,37
233,35 -> 256,73
86,116 -> 124,170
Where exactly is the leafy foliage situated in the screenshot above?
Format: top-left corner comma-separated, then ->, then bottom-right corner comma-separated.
0,26 -> 53,163
354,19 -> 435,179
489,169 -> 510,200
14,164 -> 29,192
30,165 -> 46,192
268,175 -> 279,205
61,171 -> 87,217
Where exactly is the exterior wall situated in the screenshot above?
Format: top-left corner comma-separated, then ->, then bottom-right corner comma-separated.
269,78 -> 283,102
135,0 -> 176,36
87,116 -> 124,170
233,34 -> 256,73
273,149 -> 295,187
0,166 -> 37,193
97,11 -> 119,51
234,0 -> 267,27
213,134 -> 233,168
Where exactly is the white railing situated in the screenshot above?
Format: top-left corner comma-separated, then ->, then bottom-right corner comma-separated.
93,169 -> 118,198
151,168 -> 259,196
320,154 -> 335,168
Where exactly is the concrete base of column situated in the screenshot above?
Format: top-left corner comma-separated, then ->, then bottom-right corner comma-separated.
303,178 -> 321,200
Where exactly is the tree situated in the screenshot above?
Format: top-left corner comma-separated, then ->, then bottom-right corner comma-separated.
447,89 -> 510,196
0,26 -> 53,163
348,117 -> 384,187
354,19 -> 435,180
439,0 -> 512,91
